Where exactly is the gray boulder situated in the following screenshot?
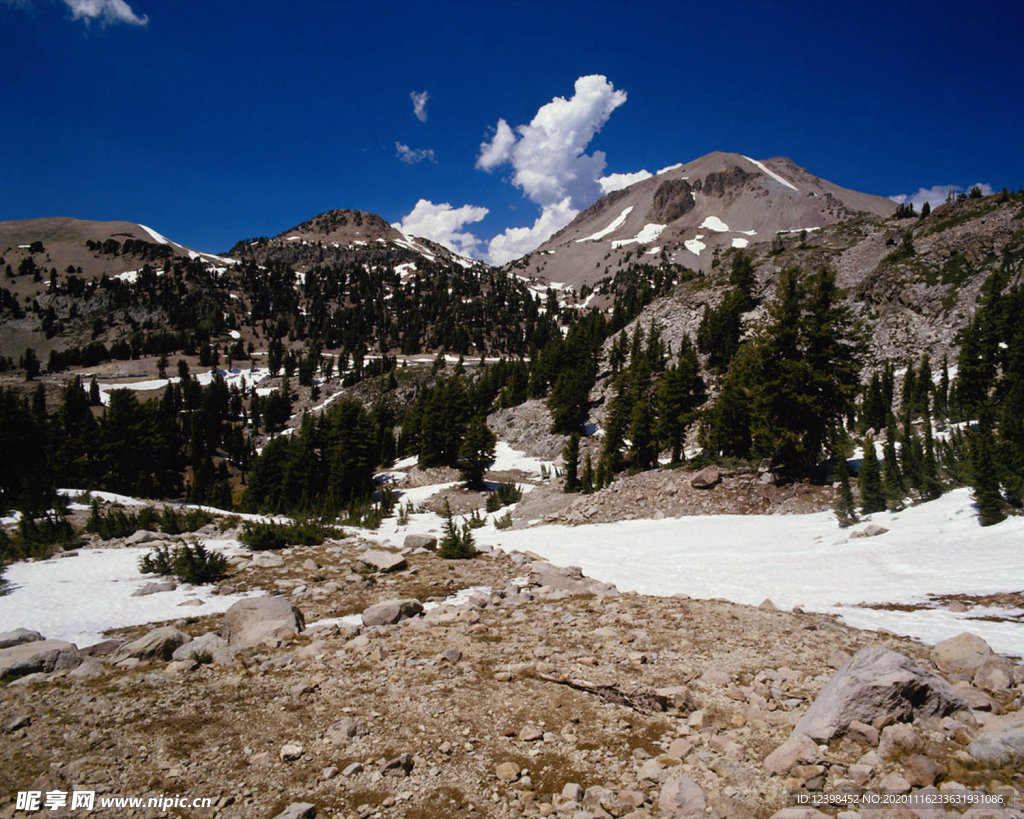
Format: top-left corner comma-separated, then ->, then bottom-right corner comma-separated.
403,534 -> 437,551
967,713 -> 1024,768
931,632 -> 993,676
130,579 -> 177,597
222,596 -> 305,648
359,549 -> 407,573
528,561 -> 618,597
112,626 -> 191,662
793,646 -> 966,741
126,529 -> 168,546
0,628 -> 44,650
272,804 -> 316,819
361,598 -> 423,627
0,640 -> 81,679
690,465 -> 721,489
764,731 -> 821,775
170,632 -> 235,664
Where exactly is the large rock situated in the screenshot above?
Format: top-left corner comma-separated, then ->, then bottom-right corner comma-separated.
130,579 -> 177,597
931,632 -> 994,676
359,549 -> 407,573
0,640 -> 81,679
793,646 -> 966,741
690,465 -> 721,489
170,632 -> 235,664
222,596 -> 305,648
361,598 -> 423,627
659,776 -> 706,819
0,628 -> 44,650
272,803 -> 316,819
112,627 -> 191,662
403,534 -> 437,551
126,529 -> 168,546
528,561 -> 619,597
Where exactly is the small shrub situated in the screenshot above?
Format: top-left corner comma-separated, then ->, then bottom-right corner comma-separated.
465,509 -> 485,529
495,511 -> 514,530
138,542 -> 227,585
239,521 -> 342,551
485,492 -> 502,513
486,482 -> 523,511
190,649 -> 213,665
438,500 -> 475,559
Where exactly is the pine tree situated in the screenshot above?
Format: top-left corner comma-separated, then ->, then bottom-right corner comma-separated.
581,450 -> 594,494
859,435 -> 886,514
920,410 -> 942,501
562,433 -> 581,493
457,415 -> 496,489
438,499 -> 476,558
88,376 -> 101,407
970,419 -> 1006,526
833,446 -> 858,528
882,430 -> 904,507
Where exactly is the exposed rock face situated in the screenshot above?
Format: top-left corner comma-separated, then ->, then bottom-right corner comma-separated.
651,178 -> 697,224
112,627 -> 191,662
222,596 -> 305,648
0,628 -> 44,650
361,598 -> 423,627
793,646 -> 966,741
527,561 -> 619,596
0,640 -> 81,678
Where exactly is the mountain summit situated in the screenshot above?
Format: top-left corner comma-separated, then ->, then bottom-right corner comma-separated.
516,151 -> 897,287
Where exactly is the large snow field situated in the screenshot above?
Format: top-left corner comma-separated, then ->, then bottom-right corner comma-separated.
474,487 -> 1024,657
0,539 -> 259,647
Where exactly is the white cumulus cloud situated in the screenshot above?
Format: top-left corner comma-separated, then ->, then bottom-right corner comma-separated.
393,199 -> 489,259
395,142 -> 436,164
486,198 -> 577,266
599,169 -> 652,194
475,74 -> 629,264
410,90 -> 429,122
64,0 -> 147,25
889,183 -> 994,211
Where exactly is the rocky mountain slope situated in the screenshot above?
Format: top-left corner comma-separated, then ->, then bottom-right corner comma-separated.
509,152 -> 898,289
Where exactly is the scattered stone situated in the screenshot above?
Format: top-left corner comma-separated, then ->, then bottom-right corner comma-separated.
126,529 -> 168,546
828,650 -> 852,670
653,685 -> 696,712
877,772 -> 910,793
904,753 -> 941,787
518,725 -> 543,742
359,549 -> 408,573
67,659 -> 106,680
967,723 -> 1024,767
222,596 -> 305,648
768,810 -> 831,819
946,600 -> 969,613
759,598 -> 779,611
325,717 -> 365,745
404,534 -> 437,551
659,776 -> 706,819
170,632 -> 234,664
793,646 -> 966,741
562,783 -> 584,802
0,628 -> 43,650
930,632 -> 993,676
972,655 -> 1013,691
690,466 -> 721,489
440,648 -> 462,663
878,723 -> 922,759
279,742 -> 304,762
4,714 -> 30,733
380,753 -> 413,776
495,762 -> 519,782
250,552 -> 284,568
361,598 -> 423,627
764,731 -> 821,775
847,720 -> 879,747
0,640 -> 81,678
273,803 -> 316,819
342,762 -> 363,776
527,561 -> 618,597
112,627 -> 191,663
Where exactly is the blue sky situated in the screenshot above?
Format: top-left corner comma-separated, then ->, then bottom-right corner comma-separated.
1,0 -> 1021,263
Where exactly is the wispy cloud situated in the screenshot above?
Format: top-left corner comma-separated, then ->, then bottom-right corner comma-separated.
889,182 -> 994,211
392,199 -> 489,258
476,74 -> 628,264
410,90 -> 429,123
3,0 -> 147,24
395,142 -> 436,164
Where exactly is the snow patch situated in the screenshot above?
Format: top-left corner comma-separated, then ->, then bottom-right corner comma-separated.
700,216 -> 730,232
684,235 -> 706,256
741,156 -> 799,192
731,238 -> 749,249
611,223 -> 667,249
137,224 -> 170,245
657,163 -> 684,175
576,206 -> 634,243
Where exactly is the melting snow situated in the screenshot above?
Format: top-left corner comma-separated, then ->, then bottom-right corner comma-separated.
611,223 -> 667,249
645,247 -> 662,255
476,488 -> 1024,657
137,224 -> 171,245
684,235 -> 706,256
700,216 -> 731,232
577,206 -> 634,243
741,156 -> 799,192
731,238 -> 749,249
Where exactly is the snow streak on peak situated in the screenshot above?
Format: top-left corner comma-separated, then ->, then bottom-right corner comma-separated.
576,206 -> 633,243
137,224 -> 171,245
741,156 -> 799,192
657,162 -> 684,175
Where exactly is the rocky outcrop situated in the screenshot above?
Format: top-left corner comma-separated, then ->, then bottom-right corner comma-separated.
794,646 -> 966,741
0,639 -> 81,678
359,549 -> 407,573
112,627 -> 191,662
930,631 -> 994,676
361,599 -> 423,627
0,628 -> 43,650
528,561 -> 619,597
